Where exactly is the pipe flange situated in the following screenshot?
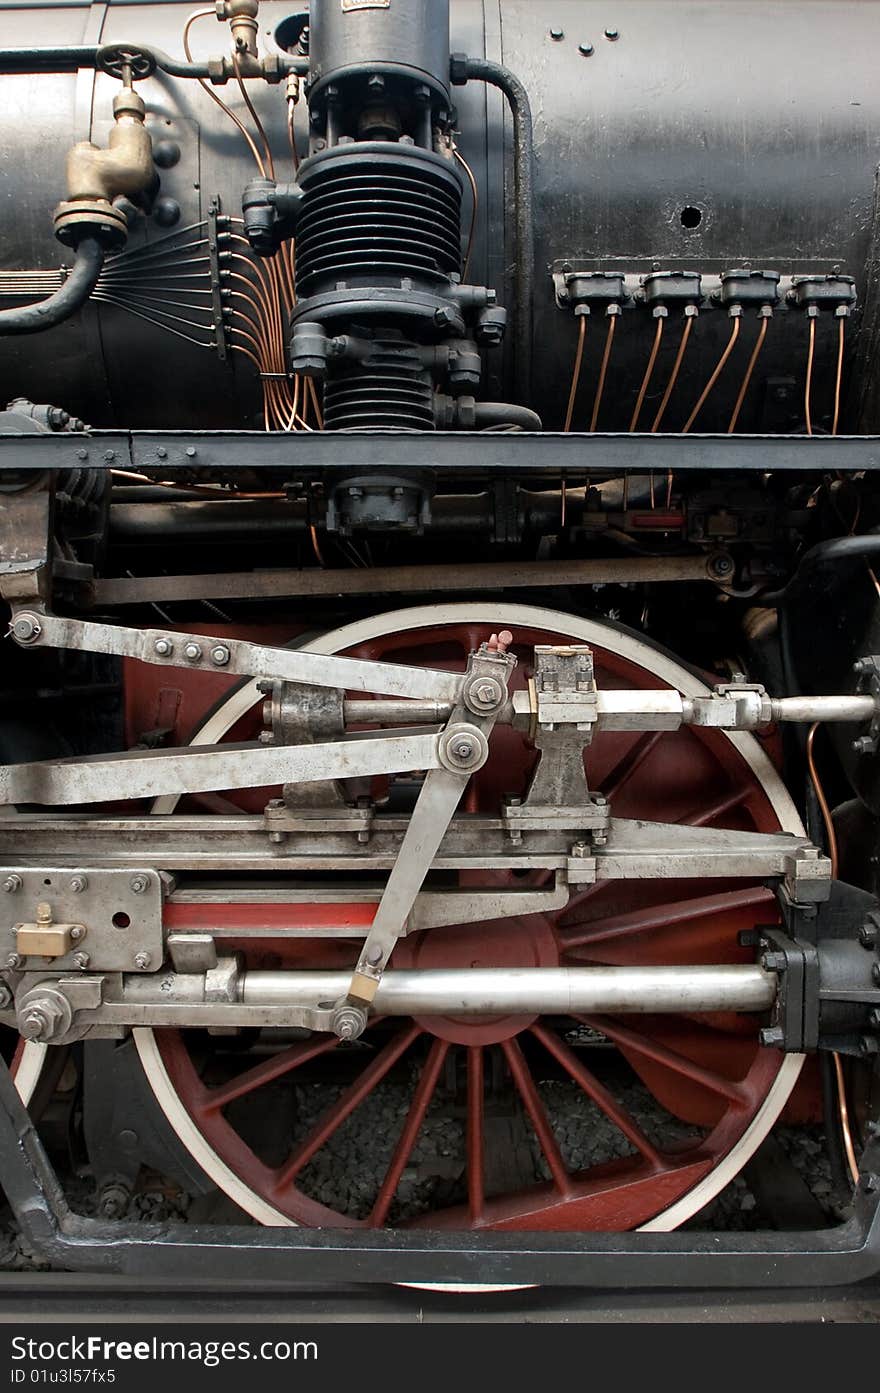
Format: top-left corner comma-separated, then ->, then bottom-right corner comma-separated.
96,44 -> 157,81
437,722 -> 489,773
54,200 -> 129,251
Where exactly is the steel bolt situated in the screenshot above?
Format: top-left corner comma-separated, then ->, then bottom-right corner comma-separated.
861,1035 -> 880,1055
2,875 -> 21,894
862,1173 -> 880,1194
19,997 -> 64,1042
11,615 -> 41,644
854,658 -> 873,676
154,637 -> 173,657
331,1004 -> 367,1042
761,951 -> 787,973
185,446 -> 197,458
69,925 -> 85,942
759,1026 -> 785,1048
0,983 -> 12,1010
155,446 -> 168,459
453,737 -> 476,760
184,642 -> 203,662
869,1008 -> 880,1028
134,951 -> 152,970
860,921 -> 880,950
69,875 -> 88,894
76,448 -> 88,461
103,450 -> 116,462
129,875 -> 148,895
72,951 -> 90,970
210,644 -> 231,667
5,953 -> 21,970
853,735 -> 875,755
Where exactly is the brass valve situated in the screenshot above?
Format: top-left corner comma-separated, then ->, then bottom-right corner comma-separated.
53,81 -> 155,249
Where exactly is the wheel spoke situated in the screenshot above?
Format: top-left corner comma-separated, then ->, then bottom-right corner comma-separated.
530,1022 -> 664,1168
557,885 -> 771,952
273,1022 -> 422,1189
501,1037 -> 572,1194
197,1034 -> 340,1113
368,1037 -> 449,1228
679,786 -> 750,828
467,1046 -> 485,1222
600,730 -> 666,800
576,1014 -> 748,1104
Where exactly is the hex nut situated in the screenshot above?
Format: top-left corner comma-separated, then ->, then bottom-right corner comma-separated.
184,642 -> 203,662
72,951 -> 90,970
154,637 -> 173,657
210,644 -> 231,666
129,875 -> 149,894
134,951 -> 152,970
2,875 -> 22,894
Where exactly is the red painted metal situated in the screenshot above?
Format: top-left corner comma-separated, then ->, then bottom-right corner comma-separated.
150,620 -> 801,1231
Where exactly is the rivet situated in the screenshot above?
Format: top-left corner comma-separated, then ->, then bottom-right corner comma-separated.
549,27 -> 564,41
604,27 -> 620,41
579,42 -> 594,55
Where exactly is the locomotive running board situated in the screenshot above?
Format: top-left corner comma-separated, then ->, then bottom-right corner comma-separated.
2,1057 -> 879,1288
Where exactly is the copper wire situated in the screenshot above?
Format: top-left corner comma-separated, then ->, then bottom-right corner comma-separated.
832,315 -> 846,436
589,313 -> 617,433
682,314 -> 740,433
563,314 -> 587,432
805,315 -> 816,436
727,315 -> 769,434
651,314 -> 693,433
453,148 -> 478,282
629,315 -> 664,432
805,723 -> 860,1186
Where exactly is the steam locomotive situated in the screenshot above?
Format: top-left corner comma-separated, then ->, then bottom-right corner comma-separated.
1,0 -> 879,1291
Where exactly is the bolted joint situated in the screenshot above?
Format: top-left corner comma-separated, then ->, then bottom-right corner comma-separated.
330,1003 -> 368,1042
438,722 -> 490,774
17,989 -> 71,1043
10,613 -> 42,645
462,673 -> 505,715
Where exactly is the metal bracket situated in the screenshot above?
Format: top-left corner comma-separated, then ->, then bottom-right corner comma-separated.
207,196 -> 228,362
1,867 -> 162,973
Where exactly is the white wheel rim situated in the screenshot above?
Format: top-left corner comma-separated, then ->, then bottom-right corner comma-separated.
129,603 -> 804,1253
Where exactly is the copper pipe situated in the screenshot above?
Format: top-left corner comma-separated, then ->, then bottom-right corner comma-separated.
682,314 -> 740,433
589,313 -> 617,433
233,49 -> 274,179
563,314 -> 587,432
832,316 -> 845,437
651,314 -> 693,434
629,315 -> 664,433
453,148 -> 478,282
728,315 -> 769,434
805,315 -> 816,436
183,10 -> 266,176
806,722 -> 859,1186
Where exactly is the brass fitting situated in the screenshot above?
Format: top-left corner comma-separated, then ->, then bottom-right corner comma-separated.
54,85 -> 155,249
217,0 -> 260,63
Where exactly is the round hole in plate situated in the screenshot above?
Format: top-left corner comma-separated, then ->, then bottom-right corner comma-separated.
680,205 -> 703,229
112,911 -> 131,929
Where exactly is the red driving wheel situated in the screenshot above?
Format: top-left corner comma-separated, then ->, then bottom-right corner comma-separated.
134,605 -> 804,1232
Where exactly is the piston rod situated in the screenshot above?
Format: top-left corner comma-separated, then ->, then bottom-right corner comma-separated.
114,964 -> 777,1018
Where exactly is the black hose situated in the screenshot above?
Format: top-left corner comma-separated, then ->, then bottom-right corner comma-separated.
473,402 -> 542,431
760,533 -> 880,606
0,237 -> 104,337
458,57 -> 534,408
